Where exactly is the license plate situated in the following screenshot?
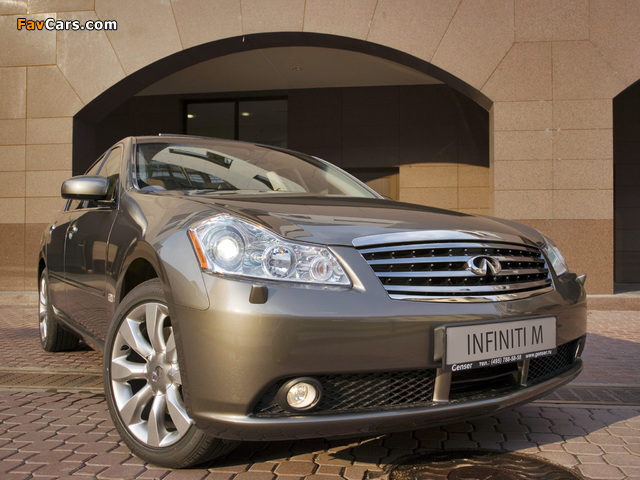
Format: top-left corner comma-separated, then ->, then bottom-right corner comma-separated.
444,317 -> 556,371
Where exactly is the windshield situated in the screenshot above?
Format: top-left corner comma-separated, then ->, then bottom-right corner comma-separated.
135,141 -> 378,198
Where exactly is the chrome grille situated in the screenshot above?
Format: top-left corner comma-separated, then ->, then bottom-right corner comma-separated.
356,239 -> 553,302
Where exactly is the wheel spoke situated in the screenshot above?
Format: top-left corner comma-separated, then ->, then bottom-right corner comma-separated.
119,317 -> 153,359
171,366 -> 181,385
166,384 -> 192,435
146,394 -> 167,447
119,383 -> 153,426
165,329 -> 177,364
111,356 -> 146,382
146,303 -> 167,353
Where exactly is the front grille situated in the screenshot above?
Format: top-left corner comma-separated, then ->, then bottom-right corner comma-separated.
450,363 -> 520,401
253,370 -> 436,418
355,238 -> 553,301
527,337 -> 582,385
252,339 -> 582,418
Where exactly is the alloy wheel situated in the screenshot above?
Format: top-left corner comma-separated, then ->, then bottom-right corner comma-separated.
110,302 -> 192,447
38,275 -> 49,342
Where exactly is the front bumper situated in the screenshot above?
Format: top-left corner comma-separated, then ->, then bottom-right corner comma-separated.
170,247 -> 587,441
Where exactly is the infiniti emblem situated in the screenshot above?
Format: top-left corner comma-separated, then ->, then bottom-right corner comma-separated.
466,255 -> 502,276
151,365 -> 163,383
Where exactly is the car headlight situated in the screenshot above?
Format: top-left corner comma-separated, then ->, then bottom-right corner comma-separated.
541,234 -> 568,276
188,215 -> 351,286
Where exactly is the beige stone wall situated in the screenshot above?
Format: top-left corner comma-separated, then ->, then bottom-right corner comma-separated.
1,0 -> 640,293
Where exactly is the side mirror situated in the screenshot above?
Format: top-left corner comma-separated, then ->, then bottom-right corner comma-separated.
61,176 -> 109,200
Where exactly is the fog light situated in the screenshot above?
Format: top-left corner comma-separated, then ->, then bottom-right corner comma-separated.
277,377 -> 322,412
287,383 -> 317,408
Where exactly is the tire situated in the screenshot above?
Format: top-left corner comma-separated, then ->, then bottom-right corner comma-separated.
39,268 -> 80,352
103,279 -> 237,468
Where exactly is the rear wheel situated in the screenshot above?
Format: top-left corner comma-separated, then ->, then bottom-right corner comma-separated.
103,279 -> 237,468
39,268 -> 80,352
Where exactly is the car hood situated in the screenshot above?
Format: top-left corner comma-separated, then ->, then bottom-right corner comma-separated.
177,193 -> 544,247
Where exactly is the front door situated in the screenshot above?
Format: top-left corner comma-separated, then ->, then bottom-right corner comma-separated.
64,145 -> 122,341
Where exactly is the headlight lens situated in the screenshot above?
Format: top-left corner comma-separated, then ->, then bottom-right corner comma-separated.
188,215 -> 351,286
541,235 -> 568,276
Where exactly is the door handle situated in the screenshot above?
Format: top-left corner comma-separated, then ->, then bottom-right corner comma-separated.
68,225 -> 78,240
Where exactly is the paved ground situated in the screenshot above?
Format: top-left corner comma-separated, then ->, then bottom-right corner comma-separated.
0,305 -> 639,480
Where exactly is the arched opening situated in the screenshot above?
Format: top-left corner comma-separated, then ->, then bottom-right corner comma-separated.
74,33 -> 490,211
614,79 -> 640,287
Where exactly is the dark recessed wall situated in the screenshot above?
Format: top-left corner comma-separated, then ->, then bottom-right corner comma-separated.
287,84 -> 488,171
614,80 -> 640,283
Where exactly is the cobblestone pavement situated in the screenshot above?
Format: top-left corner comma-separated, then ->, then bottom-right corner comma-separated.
0,306 -> 639,480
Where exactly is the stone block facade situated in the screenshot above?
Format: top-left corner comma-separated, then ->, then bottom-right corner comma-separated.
2,0 -> 640,293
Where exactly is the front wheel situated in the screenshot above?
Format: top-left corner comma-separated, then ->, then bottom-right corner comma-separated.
103,279 -> 237,468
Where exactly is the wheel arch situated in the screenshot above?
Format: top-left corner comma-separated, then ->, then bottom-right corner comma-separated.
115,233 -> 210,311
116,241 -> 164,306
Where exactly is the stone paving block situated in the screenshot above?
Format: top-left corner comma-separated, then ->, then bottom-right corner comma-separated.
528,433 -> 564,444
248,461 -> 277,472
577,454 -> 606,465
604,452 -> 640,467
608,425 -> 640,437
626,444 -> 640,455
207,462 -> 251,474
2,473 -> 34,480
23,449 -> 73,464
304,475 -> 344,480
28,463 -> 78,477
586,434 -> 627,446
5,462 -> 44,475
471,430 -> 505,443
274,460 -> 316,476
382,435 -> 418,450
86,452 -> 130,466
351,444 -> 388,460
74,442 -> 115,455
315,464 -> 343,476
315,452 -> 354,467
95,464 -> 146,479
564,442 -> 604,455
205,473 -> 237,480
578,464 -> 625,479
379,448 -> 415,466
536,451 -> 579,466
343,465 -> 372,480
620,466 -> 640,478
233,472 -> 276,480
71,464 -> 108,477
442,422 -> 474,433
288,452 -> 316,462
413,427 -> 447,442
2,450 -> 36,463
19,439 -> 64,453
539,442 -> 565,452
443,439 -> 477,450
136,467 -> 175,479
